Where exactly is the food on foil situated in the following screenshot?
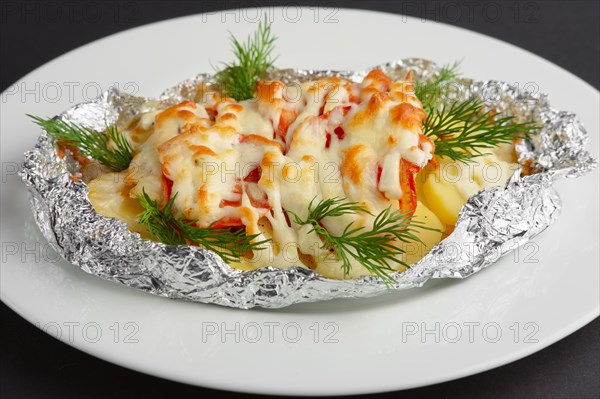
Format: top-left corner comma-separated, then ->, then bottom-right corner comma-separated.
28,21 -> 539,284
22,19 -> 595,308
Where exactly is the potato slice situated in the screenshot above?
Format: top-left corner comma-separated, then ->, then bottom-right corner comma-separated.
87,172 -> 148,236
421,152 -> 518,227
423,170 -> 466,226
402,201 -> 444,265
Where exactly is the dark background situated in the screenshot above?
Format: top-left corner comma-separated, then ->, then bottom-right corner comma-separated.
1,1 -> 599,398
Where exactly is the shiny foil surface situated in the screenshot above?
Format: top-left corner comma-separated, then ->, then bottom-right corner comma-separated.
20,59 -> 597,308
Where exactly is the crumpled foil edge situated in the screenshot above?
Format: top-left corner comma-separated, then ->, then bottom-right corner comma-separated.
20,59 -> 597,308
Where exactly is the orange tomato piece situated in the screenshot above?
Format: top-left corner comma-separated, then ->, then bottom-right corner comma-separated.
162,173 -> 173,203
399,159 -> 420,216
276,109 -> 298,142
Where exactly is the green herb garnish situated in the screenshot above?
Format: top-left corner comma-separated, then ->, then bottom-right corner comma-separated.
29,115 -> 134,172
423,98 -> 538,163
136,191 -> 269,263
291,197 -> 432,284
216,19 -> 277,101
415,61 -> 462,112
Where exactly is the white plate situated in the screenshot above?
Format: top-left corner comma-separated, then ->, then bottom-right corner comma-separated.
1,8 -> 598,396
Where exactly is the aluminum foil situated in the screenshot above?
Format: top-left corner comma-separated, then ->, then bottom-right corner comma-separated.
20,59 -> 597,309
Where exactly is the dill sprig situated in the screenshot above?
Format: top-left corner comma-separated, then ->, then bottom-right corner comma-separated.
216,19 -> 277,101
413,61 -> 539,162
415,61 -> 462,112
29,115 -> 134,172
136,191 -> 269,263
291,198 -> 431,284
424,98 -> 539,163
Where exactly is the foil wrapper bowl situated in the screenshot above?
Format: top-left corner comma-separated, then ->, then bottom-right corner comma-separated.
20,59 -> 597,309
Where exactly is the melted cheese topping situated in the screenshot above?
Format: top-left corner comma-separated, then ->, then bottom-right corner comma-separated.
87,70 -> 514,279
